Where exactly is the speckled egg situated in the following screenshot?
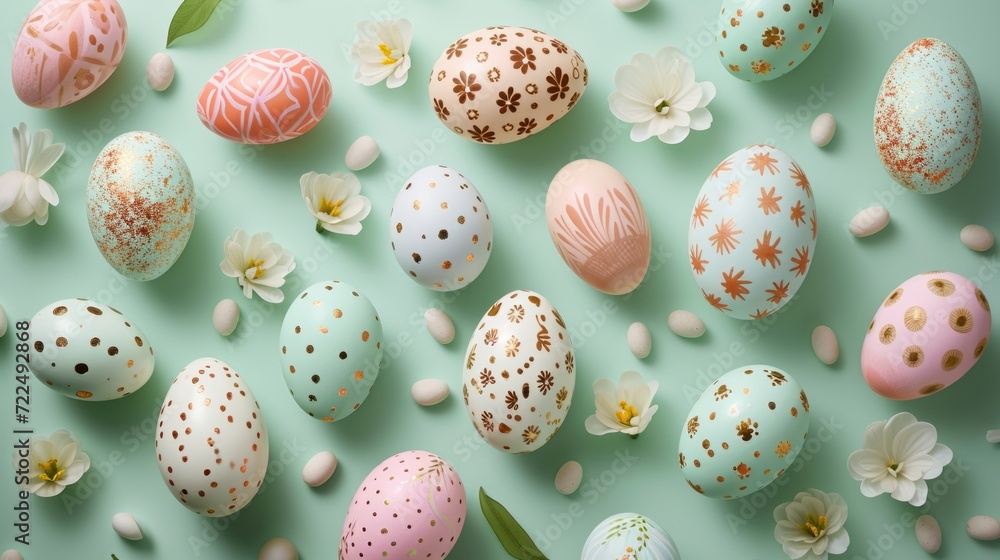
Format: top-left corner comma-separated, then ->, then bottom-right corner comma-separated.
546,159 -> 650,295
86,131 -> 195,282
28,298 -> 153,400
582,513 -> 681,560
679,365 -> 810,499
861,272 -> 990,400
688,145 -> 817,320
278,281 -> 383,422
717,0 -> 833,82
341,450 -> 466,559
429,26 -> 587,144
197,48 -> 331,144
12,0 -> 127,108
463,290 -> 574,454
874,38 -> 981,194
155,358 -> 268,517
390,166 -> 493,291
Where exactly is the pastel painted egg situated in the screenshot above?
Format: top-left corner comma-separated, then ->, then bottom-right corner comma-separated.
390,166 -> 493,291
679,365 -> 810,499
278,281 -> 383,422
546,159 -> 651,295
197,48 -> 332,144
11,0 -> 127,108
429,26 -> 587,144
155,358 -> 268,516
874,38 -> 982,194
861,272 -> 990,400
28,298 -> 153,400
463,290 -> 574,454
340,450 -> 466,559
688,145 -> 817,320
717,0 -> 834,82
582,513 -> 681,560
86,131 -> 195,281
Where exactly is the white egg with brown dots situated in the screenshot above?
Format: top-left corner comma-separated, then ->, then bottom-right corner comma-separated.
389,165 -> 493,291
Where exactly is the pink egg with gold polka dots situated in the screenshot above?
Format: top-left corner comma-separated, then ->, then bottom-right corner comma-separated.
862,272 -> 991,400
155,358 -> 269,517
340,451 -> 466,559
12,0 -> 127,109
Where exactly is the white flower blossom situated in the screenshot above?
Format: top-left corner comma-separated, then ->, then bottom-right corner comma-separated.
608,46 -> 716,144
773,489 -> 850,560
11,430 -> 90,497
847,412 -> 952,507
0,123 -> 65,226
351,18 -> 413,88
219,228 -> 296,304
584,370 -> 658,437
301,171 -> 371,235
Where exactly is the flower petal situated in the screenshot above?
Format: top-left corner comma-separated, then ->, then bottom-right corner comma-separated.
609,93 -> 656,124
34,482 -> 65,497
26,143 -> 65,177
826,526 -> 850,554
881,412 -> 917,456
697,81 -> 717,108
0,170 -> 25,213
657,125 -> 690,145
592,377 -> 616,397
860,475 -> 887,497
847,448 -> 889,480
687,107 -> 713,131
669,81 -> 702,112
926,443 -> 952,475
585,414 -> 619,436
861,419 -> 887,453
891,422 -> 937,463
890,476 -> 915,503
36,178 -> 58,206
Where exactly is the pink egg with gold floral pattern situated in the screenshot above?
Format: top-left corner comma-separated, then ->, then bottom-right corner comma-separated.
197,48 -> 332,144
861,271 -> 991,400
11,0 -> 127,109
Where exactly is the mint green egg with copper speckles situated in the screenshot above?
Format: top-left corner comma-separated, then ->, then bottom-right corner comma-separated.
86,131 -> 195,281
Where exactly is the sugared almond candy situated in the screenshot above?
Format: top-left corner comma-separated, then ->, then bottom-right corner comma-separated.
147,53 -> 175,92
0,303 -> 7,338
811,325 -> 839,365
302,451 -> 337,487
810,113 -> 836,147
611,0 -> 650,11
111,512 -> 143,540
987,430 -> 1000,443
967,515 -> 1000,540
1,549 -> 24,560
961,224 -> 994,252
849,206 -> 890,238
345,136 -> 380,171
915,515 -> 941,553
424,308 -> 455,344
411,379 -> 449,406
555,460 -> 583,495
259,536 -> 298,560
213,299 -> 240,336
668,310 -> 705,338
627,322 -> 651,359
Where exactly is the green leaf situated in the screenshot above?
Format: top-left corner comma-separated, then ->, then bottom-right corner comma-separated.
479,487 -> 549,560
166,0 -> 224,47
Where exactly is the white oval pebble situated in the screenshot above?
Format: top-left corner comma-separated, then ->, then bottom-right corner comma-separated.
345,136 -> 380,171
212,299 -> 240,336
146,52 -> 175,92
259,536 -> 298,560
961,224 -> 994,252
811,325 -> 839,365
668,310 -> 705,338
849,206 -> 890,238
423,308 -> 455,344
411,378 -> 450,406
555,460 -> 583,495
111,512 -> 143,540
611,0 -> 651,12
987,430 -> 1000,443
0,303 -> 7,338
1,550 -> 23,560
627,322 -> 651,358
810,113 -> 836,147
915,515 -> 941,553
967,515 -> 1000,540
302,451 -> 338,488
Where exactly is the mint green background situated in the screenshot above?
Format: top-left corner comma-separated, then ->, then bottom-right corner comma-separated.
1,0 -> 999,558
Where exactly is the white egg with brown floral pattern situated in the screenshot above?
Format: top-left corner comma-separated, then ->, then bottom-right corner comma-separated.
155,358 -> 268,517
462,290 -> 574,454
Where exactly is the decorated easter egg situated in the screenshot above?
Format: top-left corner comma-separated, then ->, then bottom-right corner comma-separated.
11,0 -> 127,108
679,365 -> 810,499
155,358 -> 268,516
688,145 -> 816,320
86,131 -> 195,282
717,0 -> 834,82
390,166 -> 493,291
278,281 -> 383,422
463,290 -> 574,454
429,26 -> 587,144
340,450 -> 466,559
874,38 -> 982,194
861,272 -> 990,400
546,159 -> 650,295
197,48 -> 332,144
28,298 -> 153,400
582,513 -> 681,560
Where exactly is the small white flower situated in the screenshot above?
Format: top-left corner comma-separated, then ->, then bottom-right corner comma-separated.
351,18 -> 413,88
584,370 -> 658,438
773,489 -> 849,560
11,430 -> 90,497
608,46 -> 716,144
301,171 -> 371,235
846,412 -> 953,507
0,122 -> 66,226
219,228 -> 296,304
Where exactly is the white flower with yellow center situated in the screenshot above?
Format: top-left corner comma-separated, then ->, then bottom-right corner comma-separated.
585,370 -> 658,438
11,430 -> 90,497
219,228 -> 296,304
350,18 -> 413,88
0,122 -> 66,226
773,489 -> 849,560
301,171 -> 371,235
